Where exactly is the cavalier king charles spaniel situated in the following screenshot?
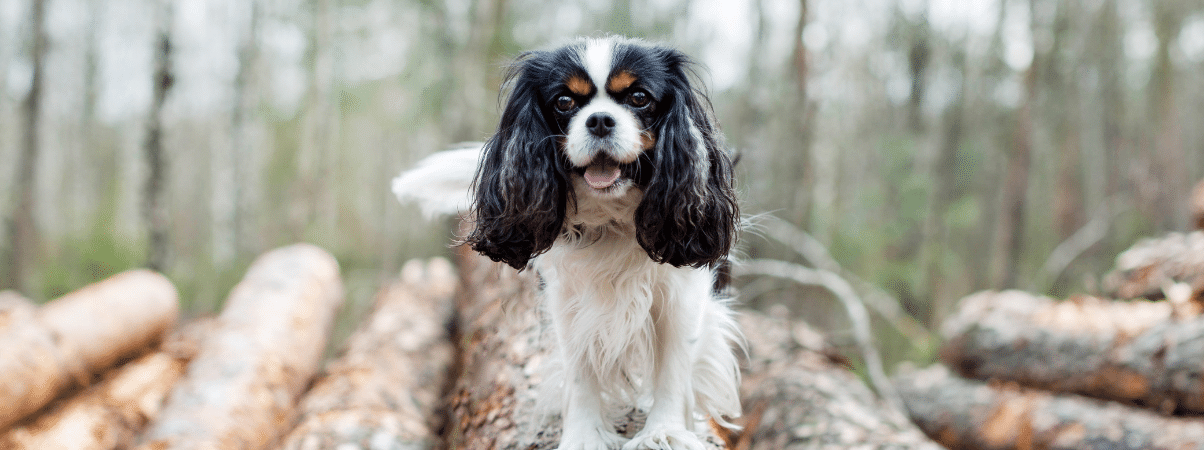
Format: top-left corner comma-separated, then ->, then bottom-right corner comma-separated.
394,36 -> 742,450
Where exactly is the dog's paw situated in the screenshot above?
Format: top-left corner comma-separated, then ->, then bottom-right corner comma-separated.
622,426 -> 706,450
557,426 -> 629,450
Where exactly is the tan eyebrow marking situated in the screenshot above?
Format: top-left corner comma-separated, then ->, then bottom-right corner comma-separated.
607,71 -> 637,93
566,74 -> 593,96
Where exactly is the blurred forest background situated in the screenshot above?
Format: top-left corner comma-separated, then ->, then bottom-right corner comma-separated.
2,0 -> 1203,369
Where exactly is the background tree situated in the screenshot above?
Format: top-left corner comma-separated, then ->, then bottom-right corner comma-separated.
0,0 -> 1200,379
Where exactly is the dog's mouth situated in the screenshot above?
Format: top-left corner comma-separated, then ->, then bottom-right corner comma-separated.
583,159 -> 622,190
573,153 -> 651,193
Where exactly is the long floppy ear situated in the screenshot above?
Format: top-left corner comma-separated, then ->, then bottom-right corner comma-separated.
465,54 -> 568,270
635,50 -> 739,268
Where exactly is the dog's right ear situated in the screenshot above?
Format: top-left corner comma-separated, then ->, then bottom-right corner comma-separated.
466,52 -> 568,270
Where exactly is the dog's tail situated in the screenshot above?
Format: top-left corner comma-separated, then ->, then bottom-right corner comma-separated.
391,143 -> 483,219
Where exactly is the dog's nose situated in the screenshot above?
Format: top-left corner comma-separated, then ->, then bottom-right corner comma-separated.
585,112 -> 616,137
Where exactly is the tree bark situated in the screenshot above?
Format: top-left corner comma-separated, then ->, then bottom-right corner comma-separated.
0,352 -> 185,450
896,365 -> 1204,450
731,309 -> 941,449
1193,179 -> 1204,230
5,0 -> 46,292
144,10 -> 174,272
212,0 -> 259,265
1102,231 -> 1204,300
136,244 -> 344,450
939,289 -> 1204,414
0,270 -> 179,430
276,258 -> 457,450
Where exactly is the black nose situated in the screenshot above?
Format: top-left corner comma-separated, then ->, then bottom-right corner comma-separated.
585,112 -> 616,137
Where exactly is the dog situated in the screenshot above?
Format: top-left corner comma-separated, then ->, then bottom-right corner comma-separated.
393,36 -> 742,450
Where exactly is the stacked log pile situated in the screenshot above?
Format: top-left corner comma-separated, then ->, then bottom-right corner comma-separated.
0,271 -> 179,434
441,246 -> 938,449
276,257 -> 456,450
1,241 -> 939,449
136,244 -> 345,450
897,230 -> 1204,450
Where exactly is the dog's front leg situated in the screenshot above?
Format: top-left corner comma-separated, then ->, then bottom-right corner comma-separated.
624,290 -> 707,450
557,374 -> 629,450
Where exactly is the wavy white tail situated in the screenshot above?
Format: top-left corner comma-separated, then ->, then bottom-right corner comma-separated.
391,144 -> 483,219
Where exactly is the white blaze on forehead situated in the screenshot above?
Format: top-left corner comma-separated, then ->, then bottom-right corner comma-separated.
583,38 -> 615,89
564,37 -> 643,169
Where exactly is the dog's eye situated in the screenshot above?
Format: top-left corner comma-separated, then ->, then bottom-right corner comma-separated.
627,91 -> 650,108
555,96 -> 576,112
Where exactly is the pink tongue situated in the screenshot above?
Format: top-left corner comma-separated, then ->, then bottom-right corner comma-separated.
584,164 -> 621,189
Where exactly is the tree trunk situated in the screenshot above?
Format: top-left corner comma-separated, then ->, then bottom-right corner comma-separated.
990,1 -> 1039,290
939,290 -> 1204,414
0,270 -> 179,430
731,309 -> 941,449
1192,179 -> 1204,230
5,0 -> 47,293
1150,1 -> 1187,230
136,244 -> 344,450
213,0 -> 259,265
918,49 -> 965,323
897,365 -> 1204,450
144,15 -> 174,272
276,258 -> 457,450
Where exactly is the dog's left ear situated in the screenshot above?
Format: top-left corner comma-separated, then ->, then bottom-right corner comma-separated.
466,52 -> 569,270
635,50 -> 739,268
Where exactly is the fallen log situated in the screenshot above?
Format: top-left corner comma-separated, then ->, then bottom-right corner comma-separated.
732,308 -> 942,449
1,353 -> 183,449
896,365 -> 1204,450
0,270 -> 179,430
0,318 -> 213,449
136,243 -> 344,450
276,258 -> 457,450
1102,231 -> 1204,300
447,244 -> 940,449
939,290 -> 1204,414
445,246 -> 726,449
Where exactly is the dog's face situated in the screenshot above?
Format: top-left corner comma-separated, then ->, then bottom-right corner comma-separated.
551,42 -> 667,197
467,37 -> 738,270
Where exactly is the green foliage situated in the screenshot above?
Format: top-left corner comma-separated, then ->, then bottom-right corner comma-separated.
36,227 -> 143,303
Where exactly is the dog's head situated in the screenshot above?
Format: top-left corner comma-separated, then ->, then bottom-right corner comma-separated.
467,36 -> 738,270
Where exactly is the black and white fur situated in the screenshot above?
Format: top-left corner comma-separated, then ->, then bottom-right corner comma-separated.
394,36 -> 742,450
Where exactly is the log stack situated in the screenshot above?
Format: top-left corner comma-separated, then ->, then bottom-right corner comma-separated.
898,231 -> 1204,449
136,243 -> 345,450
0,271 -> 179,432
275,257 -> 457,450
1,241 -> 941,449
444,246 -> 939,449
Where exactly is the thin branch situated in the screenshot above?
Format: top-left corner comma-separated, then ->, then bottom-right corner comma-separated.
735,258 -> 905,415
1038,195 -> 1129,292
759,216 -> 933,347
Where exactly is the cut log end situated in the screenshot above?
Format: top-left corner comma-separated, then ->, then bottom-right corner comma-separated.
897,365 -> 1204,450
0,271 -> 180,430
